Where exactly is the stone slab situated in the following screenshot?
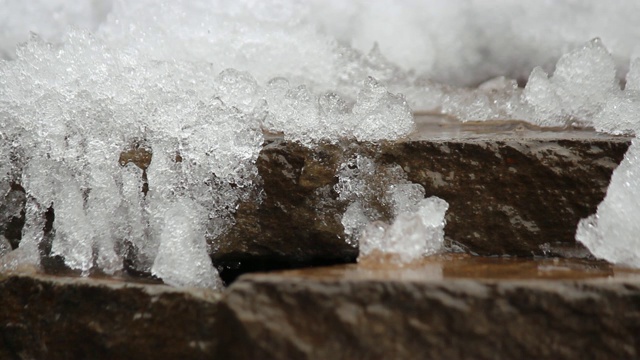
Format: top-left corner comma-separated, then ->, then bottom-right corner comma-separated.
213,118 -> 630,278
0,272 -> 220,360
2,256 -> 640,359
219,256 -> 640,359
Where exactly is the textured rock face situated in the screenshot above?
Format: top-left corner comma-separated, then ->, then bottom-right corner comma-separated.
219,262 -> 640,360
212,140 -> 357,279
389,138 -> 628,255
2,257 -> 640,359
213,119 -> 630,277
0,273 -> 220,360
0,184 -> 26,250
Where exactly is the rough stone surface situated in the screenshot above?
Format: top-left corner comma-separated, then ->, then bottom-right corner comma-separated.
219,263 -> 640,360
387,138 -> 628,255
0,273 -> 220,360
214,119 -> 630,277
0,184 -> 26,250
212,140 -> 356,280
2,257 -> 640,360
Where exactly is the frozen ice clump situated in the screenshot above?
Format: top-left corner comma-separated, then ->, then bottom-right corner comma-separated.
215,69 -> 266,115
351,77 -> 414,141
422,38 -> 627,125
522,38 -> 619,126
341,202 -> 369,248
440,38 -> 625,126
421,38 -> 634,125
334,155 -> 378,206
592,92 -> 640,135
440,76 -> 525,122
335,154 -> 448,262
576,140 -> 640,267
587,55 -> 640,134
626,58 -> 640,91
520,68 -> 565,126
262,78 -> 345,143
0,30 -> 267,288
335,155 -> 379,246
264,76 -> 413,145
571,46 -> 640,268
151,199 -> 222,289
576,67 -> 640,264
0,199 -> 44,271
548,38 -> 618,114
359,196 -> 448,264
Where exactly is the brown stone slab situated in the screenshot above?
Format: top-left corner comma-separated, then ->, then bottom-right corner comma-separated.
218,255 -> 640,359
213,117 -> 630,279
2,256 -> 640,359
0,272 -> 220,360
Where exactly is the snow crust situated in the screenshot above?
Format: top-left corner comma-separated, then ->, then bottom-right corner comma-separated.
0,1 -> 415,286
5,0 -> 640,88
3,0 -> 640,281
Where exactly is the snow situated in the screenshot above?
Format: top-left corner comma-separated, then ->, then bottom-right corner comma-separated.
2,0 -> 640,283
576,140 -> 640,267
359,196 -> 448,264
0,1 -> 417,286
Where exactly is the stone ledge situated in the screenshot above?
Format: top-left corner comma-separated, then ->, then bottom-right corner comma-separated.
2,256 -> 640,359
214,119 -> 630,278
219,260 -> 640,359
0,273 -> 220,360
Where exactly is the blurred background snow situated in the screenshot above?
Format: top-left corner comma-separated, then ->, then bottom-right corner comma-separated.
2,0 -> 640,85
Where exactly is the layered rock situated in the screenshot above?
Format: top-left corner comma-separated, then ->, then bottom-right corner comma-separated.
2,256 -> 640,359
213,118 -> 630,279
0,273 -> 220,360
218,259 -> 640,359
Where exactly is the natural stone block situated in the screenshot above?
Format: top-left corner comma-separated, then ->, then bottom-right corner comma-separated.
0,273 -> 220,360
2,256 -> 640,359
0,118 -> 630,280
214,119 -> 630,278
218,259 -> 640,359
